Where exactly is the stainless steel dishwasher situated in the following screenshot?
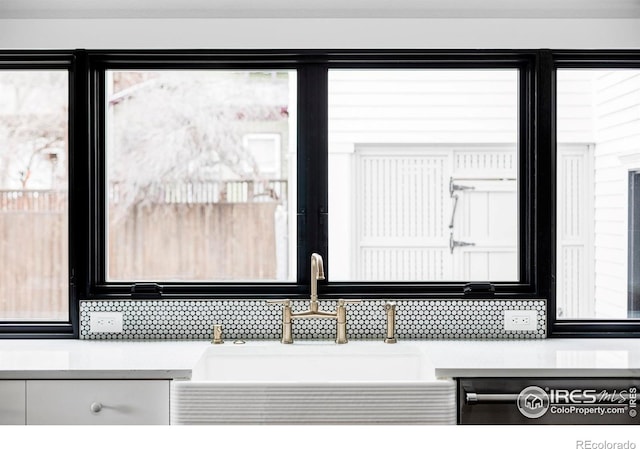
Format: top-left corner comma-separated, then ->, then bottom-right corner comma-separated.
458,378 -> 639,424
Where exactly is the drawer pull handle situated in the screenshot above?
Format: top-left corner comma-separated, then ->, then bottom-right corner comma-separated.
90,402 -> 103,413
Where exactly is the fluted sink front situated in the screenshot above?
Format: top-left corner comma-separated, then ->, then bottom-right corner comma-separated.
171,341 -> 455,425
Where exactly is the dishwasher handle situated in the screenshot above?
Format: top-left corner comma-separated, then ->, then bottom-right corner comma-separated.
465,392 -> 519,404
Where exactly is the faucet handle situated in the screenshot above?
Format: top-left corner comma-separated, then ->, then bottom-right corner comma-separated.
212,324 -> 224,344
267,300 -> 293,344
335,300 -> 361,344
384,301 -> 397,344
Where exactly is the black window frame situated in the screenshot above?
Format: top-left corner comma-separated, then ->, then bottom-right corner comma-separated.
629,170 -> 640,318
0,48 -> 571,338
87,51 -> 309,300
4,49 -> 640,338
0,51 -> 80,338
548,50 -> 640,337
83,50 -> 541,302
320,51 -> 540,298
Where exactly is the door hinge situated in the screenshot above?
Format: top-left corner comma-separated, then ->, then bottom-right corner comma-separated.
449,232 -> 475,254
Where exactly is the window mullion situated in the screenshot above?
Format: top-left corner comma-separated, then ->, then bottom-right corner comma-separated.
70,50 -> 89,335
296,63 -> 329,287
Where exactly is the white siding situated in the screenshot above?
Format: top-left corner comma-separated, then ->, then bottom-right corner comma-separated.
593,71 -> 640,318
557,71 -> 596,144
329,70 -> 518,146
557,70 -> 640,319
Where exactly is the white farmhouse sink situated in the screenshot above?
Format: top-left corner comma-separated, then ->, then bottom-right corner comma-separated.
171,341 -> 456,424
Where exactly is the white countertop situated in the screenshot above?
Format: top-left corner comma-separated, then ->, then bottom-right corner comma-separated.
0,339 -> 639,379
0,340 -> 210,379
424,339 -> 640,378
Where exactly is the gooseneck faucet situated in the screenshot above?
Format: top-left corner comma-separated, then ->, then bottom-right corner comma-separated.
309,252 -> 325,313
268,253 -> 360,344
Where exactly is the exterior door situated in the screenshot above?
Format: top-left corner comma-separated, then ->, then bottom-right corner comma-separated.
449,178 -> 518,281
354,144 -> 518,282
354,149 -> 451,281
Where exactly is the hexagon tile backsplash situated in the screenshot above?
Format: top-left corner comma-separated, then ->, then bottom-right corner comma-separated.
79,299 -> 546,340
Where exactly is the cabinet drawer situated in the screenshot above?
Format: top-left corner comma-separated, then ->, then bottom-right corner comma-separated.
26,380 -> 169,425
0,381 -> 26,425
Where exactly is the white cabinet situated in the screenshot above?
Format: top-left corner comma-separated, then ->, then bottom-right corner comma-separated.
26,380 -> 169,425
0,381 -> 26,425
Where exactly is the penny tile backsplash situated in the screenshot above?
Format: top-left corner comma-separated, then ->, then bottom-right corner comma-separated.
79,299 -> 546,340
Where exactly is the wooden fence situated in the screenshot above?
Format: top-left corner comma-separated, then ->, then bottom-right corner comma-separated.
108,202 -> 279,281
0,190 -> 68,321
108,180 -> 286,280
1,182 -> 286,320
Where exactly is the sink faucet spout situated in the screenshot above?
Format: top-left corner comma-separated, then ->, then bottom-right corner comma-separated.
310,252 -> 325,313
268,253 -> 360,344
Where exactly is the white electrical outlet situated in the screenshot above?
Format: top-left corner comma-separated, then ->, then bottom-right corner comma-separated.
503,310 -> 538,331
89,312 -> 124,333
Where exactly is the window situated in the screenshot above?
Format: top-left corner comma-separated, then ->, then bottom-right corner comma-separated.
0,54 -> 75,335
22,50 -> 640,336
629,170 -> 640,318
551,52 -> 640,335
104,69 -> 296,283
328,69 -> 520,282
86,51 -> 537,300
556,67 -> 640,320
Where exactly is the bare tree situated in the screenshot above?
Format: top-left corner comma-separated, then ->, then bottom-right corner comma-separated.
0,71 -> 68,190
108,71 -> 291,215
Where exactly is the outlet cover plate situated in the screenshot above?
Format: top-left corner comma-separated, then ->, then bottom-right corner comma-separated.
89,312 -> 124,333
503,310 -> 538,331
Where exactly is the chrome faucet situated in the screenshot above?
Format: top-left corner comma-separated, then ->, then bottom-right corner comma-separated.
268,253 -> 360,344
